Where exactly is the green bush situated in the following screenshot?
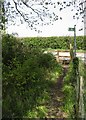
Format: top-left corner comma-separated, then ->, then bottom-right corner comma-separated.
2,34 -> 62,118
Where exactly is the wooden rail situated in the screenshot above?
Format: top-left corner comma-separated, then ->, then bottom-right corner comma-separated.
55,51 -> 71,64
44,50 -> 85,64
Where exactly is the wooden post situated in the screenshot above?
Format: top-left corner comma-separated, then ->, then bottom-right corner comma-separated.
70,42 -> 74,61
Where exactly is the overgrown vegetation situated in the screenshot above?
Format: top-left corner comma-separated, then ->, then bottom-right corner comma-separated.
2,34 -> 62,118
2,34 -> 85,118
62,62 -> 75,118
21,36 -> 84,50
63,57 -> 86,119
63,58 -> 79,118
84,64 -> 86,116
79,60 -> 86,116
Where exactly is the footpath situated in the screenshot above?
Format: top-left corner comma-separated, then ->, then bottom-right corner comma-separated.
46,65 -> 68,118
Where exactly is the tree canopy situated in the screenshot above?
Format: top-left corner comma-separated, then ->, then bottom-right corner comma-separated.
0,0 -> 86,32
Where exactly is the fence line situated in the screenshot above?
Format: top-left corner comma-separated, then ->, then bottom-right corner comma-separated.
79,76 -> 85,119
76,60 -> 85,119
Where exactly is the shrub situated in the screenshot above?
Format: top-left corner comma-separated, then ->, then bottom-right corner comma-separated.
2,34 -> 62,118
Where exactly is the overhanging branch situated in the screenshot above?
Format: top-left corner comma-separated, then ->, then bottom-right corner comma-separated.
22,1 -> 43,21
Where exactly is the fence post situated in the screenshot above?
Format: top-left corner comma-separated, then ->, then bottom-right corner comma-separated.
70,43 -> 74,61
79,76 -> 85,119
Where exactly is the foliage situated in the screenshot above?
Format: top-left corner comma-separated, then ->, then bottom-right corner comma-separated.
84,64 -> 86,114
2,34 -> 85,118
62,62 -> 77,118
3,0 -> 85,32
2,34 -> 62,118
79,60 -> 86,115
21,36 -> 84,50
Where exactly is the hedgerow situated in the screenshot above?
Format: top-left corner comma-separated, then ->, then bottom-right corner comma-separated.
2,34 -> 62,118
21,36 -> 84,50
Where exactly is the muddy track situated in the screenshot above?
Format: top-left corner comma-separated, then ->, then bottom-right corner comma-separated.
46,65 -> 68,118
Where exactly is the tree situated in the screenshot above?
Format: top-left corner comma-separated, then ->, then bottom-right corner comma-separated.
1,0 -> 86,32
0,0 -> 7,32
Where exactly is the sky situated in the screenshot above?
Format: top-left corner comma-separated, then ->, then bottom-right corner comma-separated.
6,0 -> 84,37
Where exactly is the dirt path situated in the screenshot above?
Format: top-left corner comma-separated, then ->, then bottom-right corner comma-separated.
46,65 -> 68,118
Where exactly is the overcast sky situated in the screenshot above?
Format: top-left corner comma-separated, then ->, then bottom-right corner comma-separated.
6,0 -> 84,37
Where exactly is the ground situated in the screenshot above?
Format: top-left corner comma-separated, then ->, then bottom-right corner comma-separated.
46,65 -> 68,118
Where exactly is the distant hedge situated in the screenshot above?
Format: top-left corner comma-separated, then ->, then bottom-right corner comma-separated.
21,36 -> 85,50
